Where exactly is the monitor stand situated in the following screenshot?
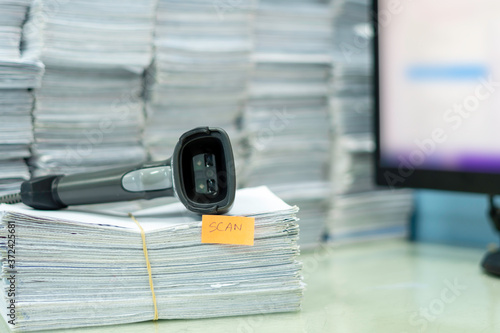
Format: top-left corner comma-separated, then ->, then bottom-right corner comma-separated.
481,195 -> 500,276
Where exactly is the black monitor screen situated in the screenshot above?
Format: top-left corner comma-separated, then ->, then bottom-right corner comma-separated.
374,0 -> 500,194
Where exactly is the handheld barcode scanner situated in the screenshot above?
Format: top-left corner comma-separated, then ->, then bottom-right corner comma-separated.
16,127 -> 236,214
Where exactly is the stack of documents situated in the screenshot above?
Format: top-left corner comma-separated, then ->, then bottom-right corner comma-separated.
0,0 -> 30,60
30,0 -> 157,176
254,0 -> 333,60
328,132 -> 413,243
144,0 -> 254,172
242,0 -> 333,249
39,0 -> 156,69
0,1 -> 43,195
242,96 -> 331,249
327,0 -> 413,243
0,60 -> 43,89
0,90 -> 34,195
0,186 -> 304,332
268,182 -> 330,247
331,0 -> 372,66
31,67 -> 147,176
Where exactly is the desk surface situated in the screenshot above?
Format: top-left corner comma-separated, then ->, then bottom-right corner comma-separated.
3,240 -> 500,333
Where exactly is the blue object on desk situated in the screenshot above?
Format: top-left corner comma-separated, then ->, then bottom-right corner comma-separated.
412,190 -> 498,248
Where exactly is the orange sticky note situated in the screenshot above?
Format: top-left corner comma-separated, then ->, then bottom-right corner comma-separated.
201,215 -> 255,246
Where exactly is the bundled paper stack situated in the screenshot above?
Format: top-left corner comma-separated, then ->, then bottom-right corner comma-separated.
0,89 -> 33,195
31,67 -> 147,175
327,0 -> 413,243
330,0 -> 372,66
30,0 -> 157,176
328,130 -> 413,242
242,0 -> 333,249
144,0 -> 255,174
0,0 -> 43,195
253,0 -> 333,59
0,186 -> 304,332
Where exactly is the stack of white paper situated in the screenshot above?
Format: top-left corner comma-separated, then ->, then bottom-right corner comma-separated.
0,0 -> 30,60
0,1 -> 43,195
144,0 -> 254,175
30,0 -> 157,176
0,60 -> 43,89
254,0 -> 333,60
328,132 -> 413,242
39,0 -> 155,69
0,90 -> 33,195
31,67 -> 147,175
242,0 -> 333,249
268,182 -> 330,247
327,0 -> 413,243
330,0 -> 372,66
0,186 -> 304,332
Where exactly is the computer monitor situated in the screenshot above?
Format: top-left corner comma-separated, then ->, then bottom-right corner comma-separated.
373,0 -> 500,275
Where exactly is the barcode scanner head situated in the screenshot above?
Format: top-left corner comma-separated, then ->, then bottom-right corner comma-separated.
171,127 -> 236,214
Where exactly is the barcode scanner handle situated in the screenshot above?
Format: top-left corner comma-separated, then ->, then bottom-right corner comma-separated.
20,160 -> 174,210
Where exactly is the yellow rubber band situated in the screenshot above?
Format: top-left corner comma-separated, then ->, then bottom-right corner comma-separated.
128,213 -> 159,321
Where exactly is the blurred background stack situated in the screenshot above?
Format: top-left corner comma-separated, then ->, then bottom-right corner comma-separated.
0,0 -> 415,248
29,0 -> 157,176
144,0 -> 255,180
242,0 -> 334,249
327,0 -> 413,243
0,0 -> 43,195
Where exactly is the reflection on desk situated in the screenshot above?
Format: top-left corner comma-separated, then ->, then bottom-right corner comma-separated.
3,240 -> 499,333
